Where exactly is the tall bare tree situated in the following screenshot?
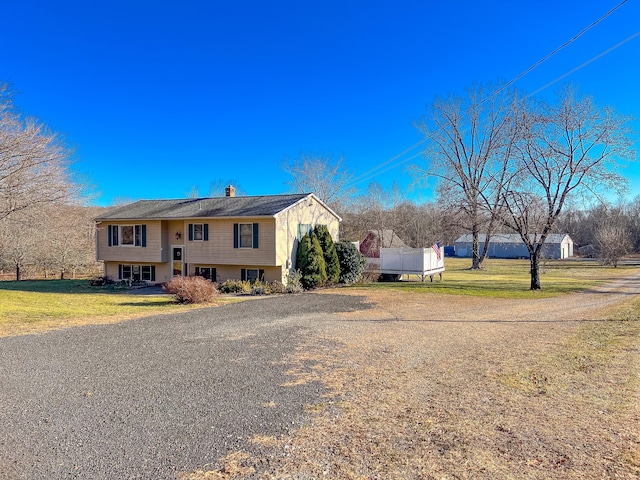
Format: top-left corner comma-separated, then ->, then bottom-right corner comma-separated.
0,210 -> 38,280
282,152 -> 355,208
414,84 -> 520,269
0,83 -> 78,221
502,85 -> 635,289
208,179 -> 244,197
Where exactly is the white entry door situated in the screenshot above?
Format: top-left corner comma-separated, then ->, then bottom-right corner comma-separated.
172,246 -> 184,277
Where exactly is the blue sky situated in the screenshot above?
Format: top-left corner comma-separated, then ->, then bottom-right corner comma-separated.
2,1 -> 639,206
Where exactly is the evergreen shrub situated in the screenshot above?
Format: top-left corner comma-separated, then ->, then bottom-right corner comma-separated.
335,241 -> 366,284
313,225 -> 340,284
296,233 -> 327,289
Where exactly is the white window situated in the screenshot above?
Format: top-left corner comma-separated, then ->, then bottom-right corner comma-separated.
119,264 -> 156,282
193,224 -> 204,241
298,223 -> 312,240
121,265 -> 132,279
141,265 -> 153,281
195,266 -> 216,281
246,269 -> 259,282
112,225 -> 143,246
239,223 -> 253,248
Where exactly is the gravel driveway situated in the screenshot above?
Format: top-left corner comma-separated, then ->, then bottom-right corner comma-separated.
0,293 -> 371,479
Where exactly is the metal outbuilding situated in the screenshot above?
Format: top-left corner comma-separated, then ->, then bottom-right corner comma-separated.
454,233 -> 574,259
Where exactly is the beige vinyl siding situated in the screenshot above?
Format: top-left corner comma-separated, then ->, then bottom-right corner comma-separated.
185,218 -> 277,266
275,198 -> 340,273
96,220 -> 163,262
165,220 -> 185,262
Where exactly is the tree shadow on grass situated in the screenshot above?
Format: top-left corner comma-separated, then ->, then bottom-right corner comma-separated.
0,279 -> 164,296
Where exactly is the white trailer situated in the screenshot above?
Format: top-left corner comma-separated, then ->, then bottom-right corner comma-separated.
379,246 -> 445,282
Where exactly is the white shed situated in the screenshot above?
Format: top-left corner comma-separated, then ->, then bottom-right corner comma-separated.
454,233 -> 574,259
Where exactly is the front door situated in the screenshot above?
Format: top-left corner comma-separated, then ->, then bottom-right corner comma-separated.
172,246 -> 184,277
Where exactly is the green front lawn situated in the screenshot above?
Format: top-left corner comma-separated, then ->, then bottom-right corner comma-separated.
359,257 -> 640,298
0,280 -> 240,336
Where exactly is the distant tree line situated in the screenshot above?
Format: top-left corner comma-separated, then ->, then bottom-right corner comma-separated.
335,184 -> 640,265
0,82 -> 96,280
285,83 -> 635,290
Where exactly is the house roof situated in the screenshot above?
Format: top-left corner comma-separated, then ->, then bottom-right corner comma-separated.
95,193 -> 341,221
364,229 -> 409,248
454,233 -> 572,244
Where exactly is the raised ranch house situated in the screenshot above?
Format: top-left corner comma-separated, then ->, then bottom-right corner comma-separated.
454,233 -> 574,260
95,188 -> 341,284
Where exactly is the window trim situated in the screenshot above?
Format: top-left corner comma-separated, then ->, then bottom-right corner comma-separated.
193,223 -> 204,241
194,266 -> 216,281
234,223 -> 259,249
238,223 -> 253,249
110,224 -> 146,247
298,223 -> 312,241
241,268 -> 265,283
119,264 -> 156,281
188,223 -> 209,242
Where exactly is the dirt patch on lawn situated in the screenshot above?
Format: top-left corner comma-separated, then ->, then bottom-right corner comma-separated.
185,275 -> 640,479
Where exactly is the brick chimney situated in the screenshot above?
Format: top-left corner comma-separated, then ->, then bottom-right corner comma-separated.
225,185 -> 236,197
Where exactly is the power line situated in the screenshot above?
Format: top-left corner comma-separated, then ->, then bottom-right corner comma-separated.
477,0 -> 630,107
345,0 -> 633,189
347,138 -> 427,186
526,31 -> 640,98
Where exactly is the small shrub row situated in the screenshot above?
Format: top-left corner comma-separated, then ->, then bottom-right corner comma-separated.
90,276 -> 153,290
218,278 -> 289,295
163,276 -> 219,304
218,279 -> 252,294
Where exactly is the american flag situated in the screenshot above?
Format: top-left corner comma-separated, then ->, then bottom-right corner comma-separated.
432,242 -> 441,260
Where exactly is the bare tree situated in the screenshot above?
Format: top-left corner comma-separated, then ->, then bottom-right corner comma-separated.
594,223 -> 632,268
625,195 -> 640,252
185,186 -> 200,198
37,205 -> 99,279
208,179 -> 244,197
0,210 -> 38,280
414,83 -> 520,269
282,152 -> 356,207
0,83 -> 78,221
502,85 -> 635,289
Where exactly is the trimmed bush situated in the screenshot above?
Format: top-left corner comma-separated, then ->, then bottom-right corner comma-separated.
335,241 -> 366,284
313,225 -> 340,284
90,275 -> 114,286
163,276 -> 219,304
296,233 -> 327,289
268,280 -> 287,294
218,279 -> 252,294
286,270 -> 304,293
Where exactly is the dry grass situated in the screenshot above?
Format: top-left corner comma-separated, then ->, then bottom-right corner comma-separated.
0,280 -> 248,337
182,274 -> 640,479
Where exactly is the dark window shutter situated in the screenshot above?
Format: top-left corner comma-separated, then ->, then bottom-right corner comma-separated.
233,224 -> 239,248
241,268 -> 246,281
151,265 -> 156,281
141,225 -> 147,247
259,269 -> 265,281
211,268 -> 217,282
108,225 -> 113,246
204,224 -> 209,241
253,223 -> 259,248
118,264 -> 123,279
188,224 -> 194,241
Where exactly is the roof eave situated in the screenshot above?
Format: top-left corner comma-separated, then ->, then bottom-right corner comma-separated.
275,193 -> 342,222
